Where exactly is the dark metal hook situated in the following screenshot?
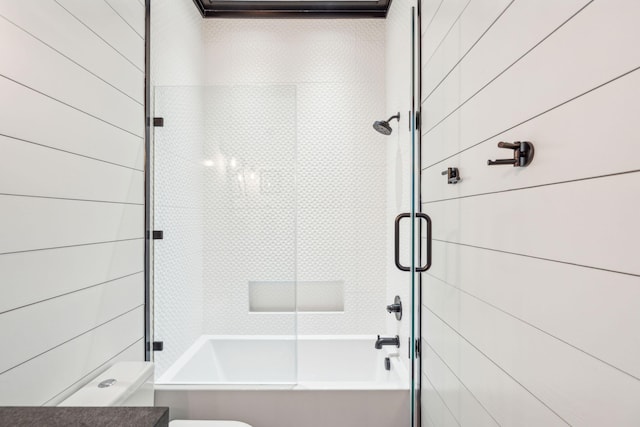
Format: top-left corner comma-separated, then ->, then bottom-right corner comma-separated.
488,141 -> 534,167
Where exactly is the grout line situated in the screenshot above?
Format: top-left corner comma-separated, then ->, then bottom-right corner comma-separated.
0,192 -> 145,206
0,13 -> 143,106
421,0 -> 472,70
0,305 -> 144,377
103,0 -> 144,40
0,271 -> 144,316
421,0 -> 515,103
0,133 -> 143,172
424,272 -> 640,383
0,74 -> 143,139
428,239 -> 640,279
421,368 -> 462,427
422,304 -> 572,426
421,65 -> 640,170
422,338 -> 502,426
54,0 -> 144,73
0,237 -> 144,257
422,169 -> 640,204
422,0 -> 595,137
42,337 -> 143,406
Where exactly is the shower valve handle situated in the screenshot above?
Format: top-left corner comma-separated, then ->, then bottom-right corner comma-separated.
386,304 -> 401,313
386,296 -> 402,321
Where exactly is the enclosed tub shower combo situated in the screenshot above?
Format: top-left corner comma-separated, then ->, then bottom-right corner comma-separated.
150,8 -> 426,427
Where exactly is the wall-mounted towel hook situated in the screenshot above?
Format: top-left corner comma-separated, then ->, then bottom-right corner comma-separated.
487,141 -> 534,167
441,167 -> 461,184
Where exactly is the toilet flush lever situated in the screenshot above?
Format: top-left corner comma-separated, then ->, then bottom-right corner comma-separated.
488,141 -> 534,167
98,379 -> 117,388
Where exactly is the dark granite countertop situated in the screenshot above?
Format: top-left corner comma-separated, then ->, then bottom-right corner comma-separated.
0,407 -> 169,427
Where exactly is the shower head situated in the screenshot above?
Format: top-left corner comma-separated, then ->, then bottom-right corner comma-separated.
373,120 -> 393,135
373,113 -> 400,135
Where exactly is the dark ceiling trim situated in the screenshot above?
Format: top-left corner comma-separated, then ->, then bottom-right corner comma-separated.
191,0 -> 207,17
193,0 -> 204,18
192,0 -> 391,18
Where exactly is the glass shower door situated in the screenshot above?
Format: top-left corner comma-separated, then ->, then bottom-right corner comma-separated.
401,3 -> 427,425
151,85 -> 298,386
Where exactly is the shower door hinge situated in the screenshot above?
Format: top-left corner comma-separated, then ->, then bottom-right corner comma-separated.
146,341 -> 164,352
408,111 -> 421,131
147,230 -> 164,240
153,117 -> 164,127
408,338 -> 420,358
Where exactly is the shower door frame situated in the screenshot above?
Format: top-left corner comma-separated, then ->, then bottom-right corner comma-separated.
144,0 -> 152,362
415,0 -> 423,424
412,2 -> 424,425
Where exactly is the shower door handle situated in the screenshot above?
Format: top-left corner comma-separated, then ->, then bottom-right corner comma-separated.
394,213 -> 411,271
416,212 -> 432,272
394,212 -> 432,272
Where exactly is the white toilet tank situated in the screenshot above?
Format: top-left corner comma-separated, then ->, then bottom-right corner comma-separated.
57,361 -> 251,427
58,361 -> 154,407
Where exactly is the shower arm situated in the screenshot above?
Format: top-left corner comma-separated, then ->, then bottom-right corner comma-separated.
387,113 -> 400,123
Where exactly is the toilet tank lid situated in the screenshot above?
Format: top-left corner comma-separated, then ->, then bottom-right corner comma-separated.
59,362 -> 154,407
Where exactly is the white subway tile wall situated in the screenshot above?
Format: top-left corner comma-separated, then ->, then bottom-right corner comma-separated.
420,0 -> 640,425
0,0 -> 145,405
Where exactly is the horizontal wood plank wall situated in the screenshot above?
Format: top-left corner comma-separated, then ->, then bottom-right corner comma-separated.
0,0 -> 145,405
420,1 -> 640,425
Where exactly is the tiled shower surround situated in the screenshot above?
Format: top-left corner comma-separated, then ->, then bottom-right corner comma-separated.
153,19 -> 389,376
202,18 -> 388,336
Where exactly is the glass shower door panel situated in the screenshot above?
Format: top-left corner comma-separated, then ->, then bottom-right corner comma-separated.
152,85 -> 298,385
203,85 -> 298,385
152,86 -> 206,382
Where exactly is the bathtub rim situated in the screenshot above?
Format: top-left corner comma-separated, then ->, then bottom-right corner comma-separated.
155,334 -> 410,390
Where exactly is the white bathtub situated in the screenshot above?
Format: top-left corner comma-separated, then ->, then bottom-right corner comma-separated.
155,335 -> 411,427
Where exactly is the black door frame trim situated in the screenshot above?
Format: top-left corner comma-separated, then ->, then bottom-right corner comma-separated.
144,0 -> 152,362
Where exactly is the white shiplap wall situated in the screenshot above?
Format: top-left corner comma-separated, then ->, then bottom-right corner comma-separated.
420,0 -> 640,426
0,0 -> 145,405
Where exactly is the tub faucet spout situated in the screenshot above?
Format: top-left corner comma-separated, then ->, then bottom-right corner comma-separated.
375,335 -> 400,349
